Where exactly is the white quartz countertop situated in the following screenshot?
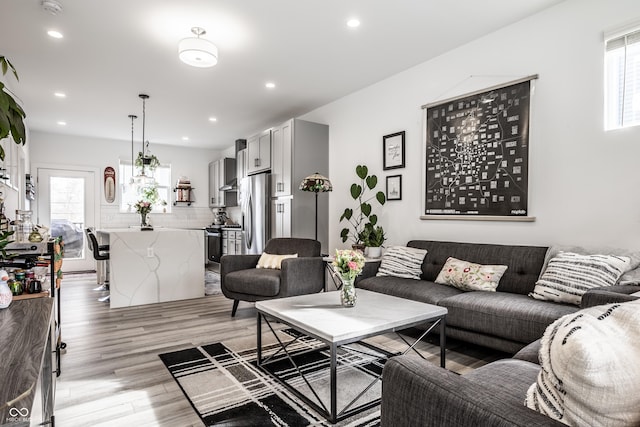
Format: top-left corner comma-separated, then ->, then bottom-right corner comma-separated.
97,228 -> 195,233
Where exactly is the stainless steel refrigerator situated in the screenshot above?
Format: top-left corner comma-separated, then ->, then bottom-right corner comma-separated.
239,173 -> 270,254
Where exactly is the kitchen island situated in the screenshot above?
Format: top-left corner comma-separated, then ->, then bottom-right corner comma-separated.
97,228 -> 204,308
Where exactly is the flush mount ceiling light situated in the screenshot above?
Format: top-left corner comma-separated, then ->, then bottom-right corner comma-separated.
41,0 -> 63,15
178,27 -> 218,68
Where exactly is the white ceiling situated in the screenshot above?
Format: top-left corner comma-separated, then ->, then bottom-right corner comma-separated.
0,0 -> 565,150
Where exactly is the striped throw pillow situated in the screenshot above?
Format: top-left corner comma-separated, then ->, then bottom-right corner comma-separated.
530,252 -> 630,305
376,246 -> 427,280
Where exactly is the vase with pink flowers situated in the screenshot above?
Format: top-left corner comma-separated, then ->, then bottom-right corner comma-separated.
332,249 -> 366,307
134,200 -> 153,230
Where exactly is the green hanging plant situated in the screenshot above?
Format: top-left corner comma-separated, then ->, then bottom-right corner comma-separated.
135,151 -> 160,171
0,56 -> 27,161
339,165 -> 386,245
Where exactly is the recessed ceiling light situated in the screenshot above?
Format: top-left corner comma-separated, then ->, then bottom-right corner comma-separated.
265,82 -> 276,89
347,19 -> 360,28
208,117 -> 217,122
47,30 -> 63,39
182,136 -> 189,141
57,121 -> 67,126
54,92 -> 66,98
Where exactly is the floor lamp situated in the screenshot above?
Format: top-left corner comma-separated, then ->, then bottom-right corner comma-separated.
299,172 -> 332,241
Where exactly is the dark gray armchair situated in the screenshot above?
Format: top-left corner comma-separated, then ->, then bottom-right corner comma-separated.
220,238 -> 324,316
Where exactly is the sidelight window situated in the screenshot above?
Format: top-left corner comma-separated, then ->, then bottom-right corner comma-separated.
605,25 -> 640,130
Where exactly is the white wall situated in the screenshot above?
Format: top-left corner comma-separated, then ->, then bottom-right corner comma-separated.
302,0 -> 640,251
30,131 -> 221,229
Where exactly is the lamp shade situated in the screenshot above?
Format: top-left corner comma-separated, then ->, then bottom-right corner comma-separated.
178,37 -> 218,68
299,173 -> 332,193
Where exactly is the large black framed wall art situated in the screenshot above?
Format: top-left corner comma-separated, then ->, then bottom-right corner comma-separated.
421,75 -> 537,221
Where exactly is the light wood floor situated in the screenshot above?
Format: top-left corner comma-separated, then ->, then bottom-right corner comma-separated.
54,273 -> 504,426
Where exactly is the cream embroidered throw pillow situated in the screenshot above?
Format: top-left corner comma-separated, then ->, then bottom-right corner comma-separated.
434,257 -> 508,292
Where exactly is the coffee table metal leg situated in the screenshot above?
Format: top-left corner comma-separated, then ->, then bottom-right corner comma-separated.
256,312 -> 262,366
440,316 -> 446,368
330,342 -> 337,423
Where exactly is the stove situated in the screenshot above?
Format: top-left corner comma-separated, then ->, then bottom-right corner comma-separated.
206,223 -> 241,231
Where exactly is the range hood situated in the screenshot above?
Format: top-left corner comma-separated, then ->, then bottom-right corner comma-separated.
218,157 -> 237,191
220,177 -> 237,191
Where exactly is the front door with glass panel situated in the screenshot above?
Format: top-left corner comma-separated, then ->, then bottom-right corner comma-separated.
37,168 -> 96,271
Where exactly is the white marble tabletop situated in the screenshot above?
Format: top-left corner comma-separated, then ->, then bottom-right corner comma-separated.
256,289 -> 447,345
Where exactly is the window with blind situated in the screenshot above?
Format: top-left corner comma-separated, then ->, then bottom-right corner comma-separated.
605,28 -> 640,130
118,160 -> 171,213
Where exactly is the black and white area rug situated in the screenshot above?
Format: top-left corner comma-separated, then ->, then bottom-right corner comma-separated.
159,330 -> 383,426
159,328 -> 504,426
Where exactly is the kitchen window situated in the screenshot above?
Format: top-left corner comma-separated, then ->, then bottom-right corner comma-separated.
119,160 -> 171,213
605,25 -> 640,130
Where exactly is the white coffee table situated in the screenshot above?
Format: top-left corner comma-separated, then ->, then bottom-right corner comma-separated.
255,289 -> 447,423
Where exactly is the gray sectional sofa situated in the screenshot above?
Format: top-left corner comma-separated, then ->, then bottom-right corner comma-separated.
380,286 -> 639,427
381,339 -> 564,427
356,240 -> 640,426
357,240 -> 581,354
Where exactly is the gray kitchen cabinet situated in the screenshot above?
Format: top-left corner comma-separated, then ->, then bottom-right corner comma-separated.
236,148 -> 247,182
270,118 -> 329,252
270,197 -> 292,238
209,158 -> 237,208
246,129 -> 271,175
208,160 -> 221,207
271,120 -> 292,197
222,229 -> 242,255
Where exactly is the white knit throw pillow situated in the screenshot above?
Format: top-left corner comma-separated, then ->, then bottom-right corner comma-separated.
376,246 -> 427,280
525,300 -> 640,426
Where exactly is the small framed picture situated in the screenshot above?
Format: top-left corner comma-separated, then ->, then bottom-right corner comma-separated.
383,131 -> 405,170
386,175 -> 402,201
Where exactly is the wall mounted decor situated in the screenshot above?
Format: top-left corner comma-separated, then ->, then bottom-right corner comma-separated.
383,131 -> 405,170
386,175 -> 402,201
104,166 -> 116,203
421,75 -> 537,221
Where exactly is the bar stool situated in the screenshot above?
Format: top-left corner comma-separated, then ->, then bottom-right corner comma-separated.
85,228 -> 110,302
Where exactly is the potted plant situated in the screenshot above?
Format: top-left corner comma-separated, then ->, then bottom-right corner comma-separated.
361,224 -> 386,258
339,164 -> 385,251
0,57 -> 25,277
135,151 -> 160,171
0,56 -> 27,161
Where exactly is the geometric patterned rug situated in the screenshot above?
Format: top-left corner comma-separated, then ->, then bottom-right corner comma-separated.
159,330 -> 382,426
